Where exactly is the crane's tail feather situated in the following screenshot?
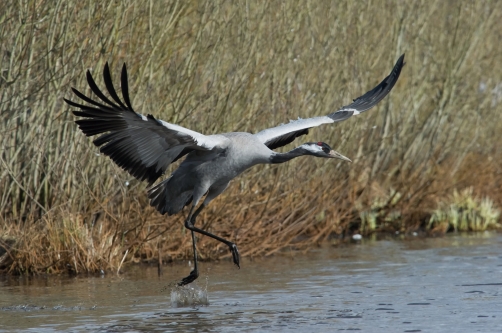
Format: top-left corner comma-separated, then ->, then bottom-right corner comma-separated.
148,178 -> 192,215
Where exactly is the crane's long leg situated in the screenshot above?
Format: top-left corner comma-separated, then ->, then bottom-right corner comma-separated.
178,202 -> 240,286
185,208 -> 240,266
178,183 -> 239,286
178,203 -> 206,286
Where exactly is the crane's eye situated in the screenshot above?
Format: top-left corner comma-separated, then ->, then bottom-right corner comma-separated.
322,147 -> 330,154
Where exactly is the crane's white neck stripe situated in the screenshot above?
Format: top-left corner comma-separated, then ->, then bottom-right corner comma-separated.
302,144 -> 322,153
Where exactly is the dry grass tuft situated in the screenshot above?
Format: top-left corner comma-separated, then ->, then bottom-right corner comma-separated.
1,0 -> 501,275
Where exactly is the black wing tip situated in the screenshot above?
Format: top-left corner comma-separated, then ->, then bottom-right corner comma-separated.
360,53 -> 405,99
68,62 -> 134,112
103,62 -> 114,82
120,63 -> 128,83
120,62 -> 134,111
390,53 -> 405,82
381,54 -> 405,88
85,68 -> 94,81
328,53 -> 405,119
102,61 -> 129,109
102,62 -> 111,80
392,54 -> 405,70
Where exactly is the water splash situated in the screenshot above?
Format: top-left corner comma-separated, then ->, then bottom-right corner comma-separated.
170,283 -> 209,307
164,273 -> 210,307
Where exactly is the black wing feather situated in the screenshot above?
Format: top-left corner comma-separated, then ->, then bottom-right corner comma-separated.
70,87 -> 114,110
327,54 -> 405,121
86,69 -> 118,108
265,128 -> 309,150
172,147 -> 196,163
257,54 -> 405,150
67,63 -> 200,185
120,63 -> 134,111
103,62 -> 127,109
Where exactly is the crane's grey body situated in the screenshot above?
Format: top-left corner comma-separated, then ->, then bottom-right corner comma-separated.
150,132 -> 272,216
66,54 -> 405,285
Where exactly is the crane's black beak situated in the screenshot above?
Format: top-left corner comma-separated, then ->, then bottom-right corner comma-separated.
328,150 -> 352,162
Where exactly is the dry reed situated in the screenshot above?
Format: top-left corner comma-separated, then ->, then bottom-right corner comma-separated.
1,0 -> 501,275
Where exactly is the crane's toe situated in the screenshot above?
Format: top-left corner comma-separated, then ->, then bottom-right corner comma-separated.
178,269 -> 199,286
229,243 -> 240,268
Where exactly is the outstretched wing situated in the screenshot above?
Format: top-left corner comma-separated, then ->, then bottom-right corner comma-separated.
255,54 -> 405,149
65,63 -> 229,185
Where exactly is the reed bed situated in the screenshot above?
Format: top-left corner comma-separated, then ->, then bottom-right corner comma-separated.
1,0 -> 501,275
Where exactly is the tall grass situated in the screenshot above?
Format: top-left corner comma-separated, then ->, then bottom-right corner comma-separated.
1,0 -> 501,274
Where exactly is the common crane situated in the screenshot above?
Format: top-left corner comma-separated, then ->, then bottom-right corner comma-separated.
65,54 -> 404,285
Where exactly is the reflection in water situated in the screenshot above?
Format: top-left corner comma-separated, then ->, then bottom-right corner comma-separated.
0,232 -> 501,332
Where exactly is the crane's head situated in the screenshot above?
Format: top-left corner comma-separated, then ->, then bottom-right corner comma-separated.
301,142 -> 352,162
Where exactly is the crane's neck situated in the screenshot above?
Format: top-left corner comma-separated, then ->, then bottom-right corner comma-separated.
269,147 -> 310,164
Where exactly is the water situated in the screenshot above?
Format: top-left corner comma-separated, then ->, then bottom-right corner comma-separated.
1,233 -> 501,332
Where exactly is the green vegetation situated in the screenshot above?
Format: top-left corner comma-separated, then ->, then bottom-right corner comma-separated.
428,188 -> 500,233
358,189 -> 402,233
1,1 -> 501,275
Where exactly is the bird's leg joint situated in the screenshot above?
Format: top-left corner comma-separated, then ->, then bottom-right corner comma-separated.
185,218 -> 194,230
185,215 -> 240,270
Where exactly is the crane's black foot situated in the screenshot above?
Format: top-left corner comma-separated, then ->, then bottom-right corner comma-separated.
178,269 -> 199,286
229,243 -> 240,268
